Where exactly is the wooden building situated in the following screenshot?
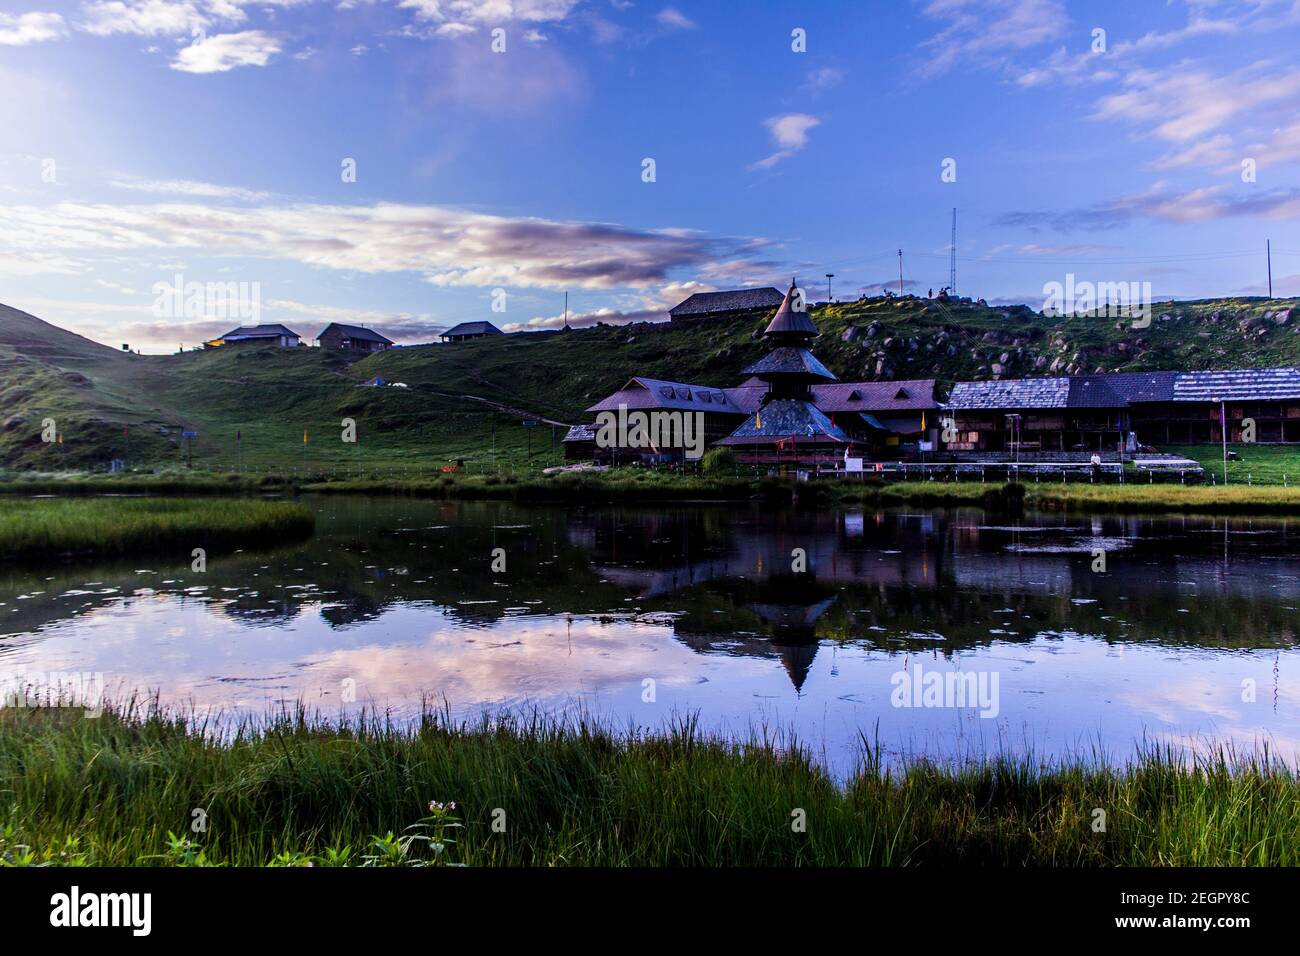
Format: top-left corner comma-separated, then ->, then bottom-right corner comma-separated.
668,287 -> 784,323
207,324 -> 301,347
812,379 -> 940,457
315,322 -> 393,352
441,321 -> 504,343
1103,367 -> 1300,444
943,376 -> 1131,461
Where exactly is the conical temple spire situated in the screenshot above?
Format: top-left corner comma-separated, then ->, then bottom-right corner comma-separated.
763,276 -> 818,339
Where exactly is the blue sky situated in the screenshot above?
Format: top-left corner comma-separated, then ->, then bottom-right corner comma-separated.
1,0 -> 1299,351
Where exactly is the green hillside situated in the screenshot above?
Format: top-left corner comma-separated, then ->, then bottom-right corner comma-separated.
1,294 -> 1298,475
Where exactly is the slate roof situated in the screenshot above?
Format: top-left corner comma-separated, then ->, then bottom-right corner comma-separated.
743,347 -> 836,380
220,324 -> 301,340
563,424 -> 598,442
318,322 -> 393,344
1101,371 -> 1178,403
441,321 -> 503,337
1171,367 -> 1300,402
813,379 -> 938,412
723,385 -> 766,414
1066,375 -> 1128,408
586,377 -> 736,414
945,377 -> 1071,409
669,287 -> 785,317
715,399 -> 850,446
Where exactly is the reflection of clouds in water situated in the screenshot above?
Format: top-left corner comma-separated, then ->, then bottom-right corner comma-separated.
295,615 -> 733,711
1114,671 -> 1300,726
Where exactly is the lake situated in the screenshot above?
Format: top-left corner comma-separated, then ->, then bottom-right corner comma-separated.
2,495 -> 1298,777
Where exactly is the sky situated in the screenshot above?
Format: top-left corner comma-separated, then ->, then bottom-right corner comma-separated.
0,0 -> 1298,352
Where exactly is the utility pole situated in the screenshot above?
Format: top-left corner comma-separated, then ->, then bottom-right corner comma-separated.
825,273 -> 834,303
950,208 -> 958,296
1221,400 -> 1229,485
1267,240 -> 1273,298
897,249 -> 904,297
563,291 -> 569,329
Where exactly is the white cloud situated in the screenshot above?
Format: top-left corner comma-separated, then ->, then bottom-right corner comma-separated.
656,7 -> 695,30
0,250 -> 84,276
0,11 -> 68,45
171,29 -> 281,72
398,0 -> 578,24
805,66 -> 844,90
750,113 -> 821,170
79,0 -> 221,37
918,0 -> 1069,76
109,177 -> 273,200
1093,64 -> 1300,144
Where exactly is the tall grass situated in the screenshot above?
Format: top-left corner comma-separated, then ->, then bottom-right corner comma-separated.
0,497 -> 315,561
1,703 -> 1296,866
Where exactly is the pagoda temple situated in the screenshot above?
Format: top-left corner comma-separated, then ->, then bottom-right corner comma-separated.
714,278 -> 852,469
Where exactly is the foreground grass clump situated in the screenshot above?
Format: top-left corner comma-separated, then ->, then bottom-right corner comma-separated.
1,704 -> 1297,866
0,497 -> 315,561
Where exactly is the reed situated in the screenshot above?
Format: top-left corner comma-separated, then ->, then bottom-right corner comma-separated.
0,497 -> 315,561
1,703 -> 1295,867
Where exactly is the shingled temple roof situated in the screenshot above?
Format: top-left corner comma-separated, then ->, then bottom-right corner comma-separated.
762,278 -> 819,339
714,398 -> 850,446
742,346 -> 836,380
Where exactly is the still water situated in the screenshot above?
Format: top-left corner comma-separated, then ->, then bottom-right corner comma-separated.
2,496 -> 1298,776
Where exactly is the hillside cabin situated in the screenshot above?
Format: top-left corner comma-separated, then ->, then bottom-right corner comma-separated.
441,321 -> 504,343
1103,367 -> 1300,444
561,423 -> 598,461
943,376 -> 1131,462
207,324 -> 302,348
316,322 -> 394,352
668,287 -> 785,323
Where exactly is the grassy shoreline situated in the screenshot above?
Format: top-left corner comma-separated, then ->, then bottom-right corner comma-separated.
6,469 -> 1300,516
1,704 -> 1296,866
0,497 -> 315,562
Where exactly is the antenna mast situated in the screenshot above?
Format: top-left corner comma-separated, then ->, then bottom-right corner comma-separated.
950,208 -> 957,296
897,249 -> 904,297
1267,240 -> 1273,298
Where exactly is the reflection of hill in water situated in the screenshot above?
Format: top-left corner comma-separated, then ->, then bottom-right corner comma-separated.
3,499 -> 1299,684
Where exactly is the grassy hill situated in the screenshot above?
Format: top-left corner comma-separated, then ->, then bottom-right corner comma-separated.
2,294 -> 1298,475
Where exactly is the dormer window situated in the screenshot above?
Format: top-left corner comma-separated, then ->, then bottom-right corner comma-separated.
894,388 -> 910,400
